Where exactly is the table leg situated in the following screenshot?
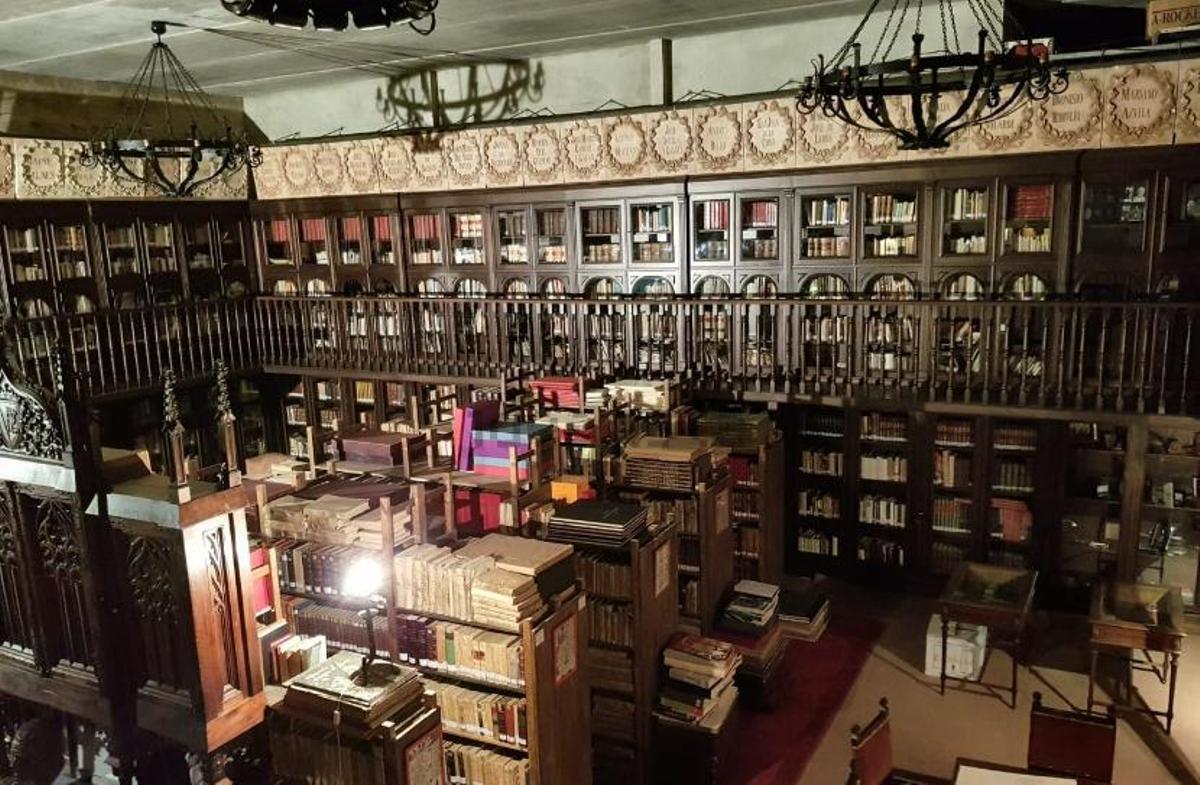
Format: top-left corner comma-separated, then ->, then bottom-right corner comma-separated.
1087,647 -> 1097,713
1010,633 -> 1019,710
940,614 -> 949,695
1166,651 -> 1179,735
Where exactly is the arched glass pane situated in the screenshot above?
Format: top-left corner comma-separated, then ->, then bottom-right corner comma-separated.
801,274 -> 849,299
694,276 -> 730,297
503,279 -> 530,296
585,277 -> 621,298
1004,273 -> 1048,301
867,274 -> 916,300
741,275 -> 777,297
633,276 -> 674,295
943,273 -> 986,301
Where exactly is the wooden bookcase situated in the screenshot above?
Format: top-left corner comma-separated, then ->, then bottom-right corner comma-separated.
568,522 -> 679,785
790,405 -> 849,577
393,592 -> 593,785
613,475 -> 732,634
729,435 -> 785,584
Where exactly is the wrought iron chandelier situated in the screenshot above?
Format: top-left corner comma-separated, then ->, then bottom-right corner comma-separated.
221,0 -> 439,33
80,21 -> 261,197
795,0 -> 1069,150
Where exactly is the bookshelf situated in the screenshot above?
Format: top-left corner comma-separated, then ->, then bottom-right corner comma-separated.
567,523 -> 678,785
394,589 -> 593,785
790,406 -> 847,576
855,411 -> 911,574
580,203 -> 623,265
497,207 -> 531,266
1080,178 -> 1149,256
629,202 -> 674,264
929,416 -> 982,577
728,435 -> 784,584
1002,181 -> 1055,257
862,188 -> 919,260
986,419 -> 1041,568
450,209 -> 487,266
691,196 -> 732,264
939,183 -> 991,259
739,194 -> 785,264
799,192 -> 852,261
535,207 -> 570,266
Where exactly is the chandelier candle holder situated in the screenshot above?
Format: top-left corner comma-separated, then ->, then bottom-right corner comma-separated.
80,21 -> 262,198
796,0 -> 1069,150
221,0 -> 439,33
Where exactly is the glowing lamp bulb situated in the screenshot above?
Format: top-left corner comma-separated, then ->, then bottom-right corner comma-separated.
343,557 -> 384,599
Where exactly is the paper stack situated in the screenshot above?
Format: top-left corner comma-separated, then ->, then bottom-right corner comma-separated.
471,567 -> 546,632
548,500 -> 648,548
778,584 -> 831,643
720,580 -> 780,635
283,650 -> 424,730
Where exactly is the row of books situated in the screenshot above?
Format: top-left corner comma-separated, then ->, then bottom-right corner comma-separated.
631,241 -> 673,263
857,536 -> 904,566
803,236 -> 850,258
267,493 -> 385,548
867,195 -> 917,224
276,540 -> 368,597
393,542 -> 548,632
696,199 -> 731,231
995,425 -> 1037,448
538,209 -> 567,237
866,234 -> 918,257
933,497 -> 973,531
589,599 -> 634,648
582,241 -> 621,264
861,413 -> 907,440
946,234 -> 987,255
860,494 -> 907,527
990,499 -> 1032,543
695,238 -> 729,261
582,207 -> 620,235
801,449 -> 843,476
680,577 -> 700,618
806,197 -> 851,227
993,460 -> 1035,492
589,647 -> 634,694
445,742 -> 530,785
934,450 -> 972,489
798,490 -> 840,518
631,205 -> 672,232
745,199 -> 779,228
267,633 -> 328,683
861,454 -> 908,482
1005,225 -> 1053,253
593,695 -> 636,742
946,188 -> 988,221
1008,184 -> 1053,220
287,597 -> 388,657
575,552 -> 632,600
427,681 -> 528,748
393,614 -> 526,689
743,237 -> 780,259
798,529 -> 838,555
801,413 -> 844,436
735,525 -> 760,558
452,213 -> 485,239
936,420 -> 974,445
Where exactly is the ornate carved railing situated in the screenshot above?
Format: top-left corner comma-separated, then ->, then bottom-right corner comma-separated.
7,294 -> 1199,415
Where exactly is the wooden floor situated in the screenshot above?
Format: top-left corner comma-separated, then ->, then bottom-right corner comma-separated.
800,584 -> 1200,785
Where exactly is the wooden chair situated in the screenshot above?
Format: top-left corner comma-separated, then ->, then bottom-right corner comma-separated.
847,699 -> 949,785
1027,691 -> 1117,783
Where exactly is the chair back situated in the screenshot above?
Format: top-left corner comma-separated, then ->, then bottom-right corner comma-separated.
848,698 -> 894,785
1028,692 -> 1116,783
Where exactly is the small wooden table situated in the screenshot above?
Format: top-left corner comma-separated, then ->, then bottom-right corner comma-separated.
1087,580 -> 1186,733
939,562 -> 1038,708
953,758 -> 1079,784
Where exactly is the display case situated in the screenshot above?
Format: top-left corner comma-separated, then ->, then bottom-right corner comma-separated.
739,193 -> 786,265
49,218 -> 97,313
691,194 -> 732,265
495,206 -> 531,266
861,187 -> 919,260
1080,178 -> 1150,256
579,202 -> 624,265
407,209 -> 445,266
449,208 -> 487,265
535,205 -> 571,265
629,201 -> 675,264
1001,181 -> 1056,258
798,191 -> 852,262
938,182 -> 992,261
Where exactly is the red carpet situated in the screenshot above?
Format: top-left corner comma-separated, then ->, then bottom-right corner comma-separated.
723,615 -> 885,785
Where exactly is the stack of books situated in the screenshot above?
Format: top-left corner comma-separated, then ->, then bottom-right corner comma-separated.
621,435 -> 717,492
470,566 -> 546,632
547,500 -> 648,548
715,580 -> 785,684
283,650 -> 424,730
720,580 -> 779,635
267,633 -> 327,683
468,422 -> 554,480
656,633 -> 741,726
697,412 -> 774,451
528,376 -> 591,409
605,379 -> 670,412
778,583 -> 831,643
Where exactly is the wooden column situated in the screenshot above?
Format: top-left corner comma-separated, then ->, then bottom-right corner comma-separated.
1117,422 -> 1148,581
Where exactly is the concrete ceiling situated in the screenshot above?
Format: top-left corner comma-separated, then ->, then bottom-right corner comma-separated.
0,0 -> 859,97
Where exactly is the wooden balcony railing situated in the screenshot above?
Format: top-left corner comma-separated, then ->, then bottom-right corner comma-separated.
8,297 -> 260,399
7,294 -> 1198,416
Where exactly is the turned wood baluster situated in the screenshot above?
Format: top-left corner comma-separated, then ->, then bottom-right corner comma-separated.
1178,310 -> 1194,414
1095,307 -> 1110,411
1074,306 -> 1088,410
1157,313 -> 1173,415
